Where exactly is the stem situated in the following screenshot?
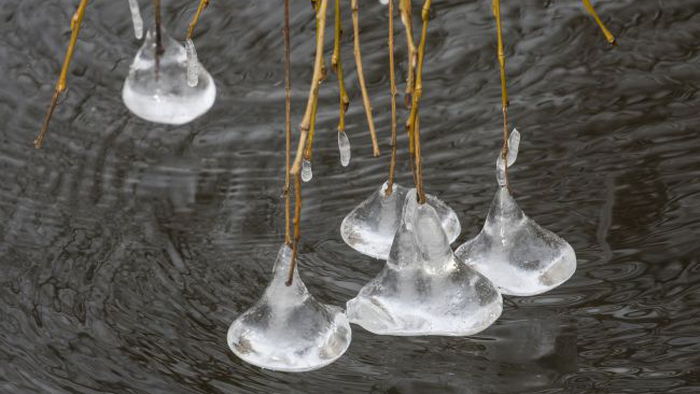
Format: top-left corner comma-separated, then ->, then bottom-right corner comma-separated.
303,5 -> 327,162
582,0 -> 616,45
407,0 -> 431,204
350,0 -> 380,157
332,0 -> 349,135
154,0 -> 164,81
283,0 -> 292,246
286,172 -> 303,286
186,0 -> 210,40
399,0 -> 416,108
34,0 -> 90,149
492,0 -> 510,189
290,0 -> 329,176
386,0 -> 398,196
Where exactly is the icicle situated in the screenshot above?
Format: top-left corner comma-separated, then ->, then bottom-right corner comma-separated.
497,128 -> 521,186
185,38 -> 199,87
338,131 -> 351,167
379,0 -> 389,4
302,159 -> 313,182
128,0 -> 144,40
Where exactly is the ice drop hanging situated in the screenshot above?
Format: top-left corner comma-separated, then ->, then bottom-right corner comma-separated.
127,0 -> 144,39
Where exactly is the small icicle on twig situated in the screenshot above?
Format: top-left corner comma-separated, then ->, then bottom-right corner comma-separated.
128,0 -> 144,39
185,38 -> 199,87
338,130 -> 351,167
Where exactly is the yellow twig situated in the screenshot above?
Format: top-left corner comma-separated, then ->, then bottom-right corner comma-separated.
386,0 -> 398,196
582,0 -> 616,45
283,0 -> 292,246
399,0 -> 416,108
350,0 -> 380,157
492,0 -> 510,189
34,0 -> 90,149
332,0 -> 349,135
186,0 -> 210,40
407,0 -> 431,204
290,0 -> 329,176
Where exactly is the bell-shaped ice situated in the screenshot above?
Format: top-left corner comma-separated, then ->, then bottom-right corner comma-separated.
227,245 -> 352,372
456,130 -> 576,296
340,182 -> 460,260
346,190 -> 502,336
122,27 -> 216,125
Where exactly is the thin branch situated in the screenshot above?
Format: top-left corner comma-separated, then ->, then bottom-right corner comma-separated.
582,0 -> 616,45
399,0 -> 416,107
350,0 -> 380,157
283,0 -> 292,246
290,0 -> 329,176
34,0 -> 90,149
408,0 -> 432,204
386,0 -> 398,196
154,0 -> 164,80
492,0 -> 510,189
303,1 -> 327,162
286,172 -> 303,286
332,0 -> 349,135
186,0 -> 210,40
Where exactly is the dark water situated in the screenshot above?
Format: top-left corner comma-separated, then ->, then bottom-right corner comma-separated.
1,0 -> 700,393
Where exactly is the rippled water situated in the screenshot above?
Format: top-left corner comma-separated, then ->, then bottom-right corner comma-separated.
1,0 -> 700,392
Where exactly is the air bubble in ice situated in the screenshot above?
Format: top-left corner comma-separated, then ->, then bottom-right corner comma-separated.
122,27 -> 216,125
346,190 -> 502,336
456,131 -> 576,296
302,159 -> 313,182
338,131 -> 351,167
227,245 -> 352,372
340,182 -> 460,260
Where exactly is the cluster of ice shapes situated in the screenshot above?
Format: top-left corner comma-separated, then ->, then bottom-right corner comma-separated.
122,25 -> 215,125
228,129 -> 576,372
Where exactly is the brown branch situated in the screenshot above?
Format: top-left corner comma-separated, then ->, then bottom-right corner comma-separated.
492,0 -> 510,189
386,0 -> 398,196
407,0 -> 432,204
286,172 -> 303,286
399,0 -> 416,108
34,0 -> 90,149
582,0 -> 616,45
290,0 -> 329,176
332,0 -> 349,135
350,0 -> 380,157
186,0 -> 210,40
283,0 -> 292,246
154,0 -> 164,80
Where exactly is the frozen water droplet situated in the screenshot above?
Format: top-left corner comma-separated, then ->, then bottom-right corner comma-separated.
122,27 -> 216,125
455,187 -> 576,296
185,38 -> 199,87
379,0 -> 389,5
338,131 -> 351,167
340,182 -> 461,260
507,128 -> 520,167
346,191 -> 503,336
228,245 -> 352,372
127,0 -> 143,40
302,159 -> 313,182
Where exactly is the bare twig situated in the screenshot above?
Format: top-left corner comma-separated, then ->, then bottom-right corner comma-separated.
492,0 -> 510,189
290,0 -> 329,176
186,0 -> 210,40
34,0 -> 90,149
399,0 -> 416,107
408,0 -> 432,204
283,0 -> 292,246
286,172 -> 303,286
154,0 -> 164,80
582,0 -> 616,45
350,0 -> 380,157
332,0 -> 349,135
386,0 -> 398,196
303,2 -> 327,162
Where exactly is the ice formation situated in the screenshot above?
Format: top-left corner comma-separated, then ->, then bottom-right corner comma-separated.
302,159 -> 313,182
340,182 -> 461,260
122,27 -> 216,125
185,38 -> 199,88
338,131 -> 351,167
346,190 -> 502,336
227,245 -> 352,372
127,0 -> 143,40
455,129 -> 576,296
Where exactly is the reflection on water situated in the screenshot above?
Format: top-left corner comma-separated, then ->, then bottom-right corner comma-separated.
1,0 -> 700,392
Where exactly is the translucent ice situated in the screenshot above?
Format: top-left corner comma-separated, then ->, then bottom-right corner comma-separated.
497,128 -> 520,187
456,133 -> 576,296
227,245 -> 352,372
338,131 -> 351,167
346,190 -> 502,336
127,0 -> 143,40
302,159 -> 313,182
185,38 -> 199,87
122,27 -> 216,125
340,182 -> 460,260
